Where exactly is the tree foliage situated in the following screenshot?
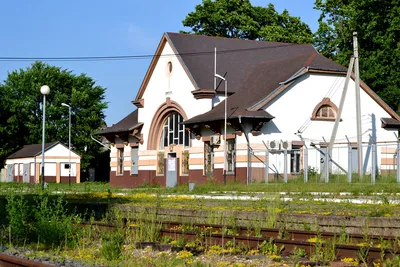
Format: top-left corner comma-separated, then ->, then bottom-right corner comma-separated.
182,0 -> 313,44
0,62 -> 108,169
314,0 -> 400,112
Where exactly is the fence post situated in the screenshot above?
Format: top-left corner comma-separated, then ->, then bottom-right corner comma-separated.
345,135 -> 352,183
304,146 -> 308,183
371,142 -> 376,184
322,137 -> 329,183
397,139 -> 400,183
325,150 -> 329,183
284,148 -> 288,183
265,150 -> 269,184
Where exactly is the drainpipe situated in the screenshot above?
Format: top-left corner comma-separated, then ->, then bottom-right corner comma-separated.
91,134 -> 111,150
238,116 -> 251,185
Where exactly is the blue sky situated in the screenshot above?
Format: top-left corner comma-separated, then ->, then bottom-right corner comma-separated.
0,0 -> 320,126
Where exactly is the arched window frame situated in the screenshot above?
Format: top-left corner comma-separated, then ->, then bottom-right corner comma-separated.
311,98 -> 341,122
158,112 -> 190,150
147,98 -> 190,150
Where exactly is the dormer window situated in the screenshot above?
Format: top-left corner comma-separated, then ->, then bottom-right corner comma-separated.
311,98 -> 340,122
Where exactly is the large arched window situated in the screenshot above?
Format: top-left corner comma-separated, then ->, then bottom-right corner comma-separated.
159,112 -> 190,149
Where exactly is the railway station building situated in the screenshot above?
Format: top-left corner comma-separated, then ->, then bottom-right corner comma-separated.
98,32 -> 400,188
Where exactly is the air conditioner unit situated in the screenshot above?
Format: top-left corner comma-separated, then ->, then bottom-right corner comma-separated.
281,140 -> 292,150
269,140 -> 280,151
210,135 -> 221,146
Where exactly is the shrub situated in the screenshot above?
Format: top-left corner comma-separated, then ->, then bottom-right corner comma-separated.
5,193 -> 32,245
101,231 -> 124,261
34,193 -> 80,248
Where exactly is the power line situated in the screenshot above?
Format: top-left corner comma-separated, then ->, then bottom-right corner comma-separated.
0,43 -> 300,62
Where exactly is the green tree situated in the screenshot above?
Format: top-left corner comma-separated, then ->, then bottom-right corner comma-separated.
182,0 -> 313,44
0,61 -> 108,170
313,0 -> 400,112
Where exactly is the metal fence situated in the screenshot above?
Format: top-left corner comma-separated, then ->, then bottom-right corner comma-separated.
248,140 -> 400,184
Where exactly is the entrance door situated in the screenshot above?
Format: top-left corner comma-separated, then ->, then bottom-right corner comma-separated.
131,147 -> 139,175
7,164 -> 13,182
166,152 -> 177,188
23,163 -> 29,183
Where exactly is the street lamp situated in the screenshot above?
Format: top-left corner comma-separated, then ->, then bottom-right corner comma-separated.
61,103 -> 71,186
40,85 -> 50,188
215,73 -> 227,185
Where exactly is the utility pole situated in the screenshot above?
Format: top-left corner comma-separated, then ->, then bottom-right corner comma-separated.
328,57 -> 354,155
353,32 -> 363,178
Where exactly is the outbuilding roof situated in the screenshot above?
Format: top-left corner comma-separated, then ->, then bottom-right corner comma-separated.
7,142 -> 59,159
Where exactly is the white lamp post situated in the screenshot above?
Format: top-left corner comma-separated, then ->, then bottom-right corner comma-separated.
215,73 -> 227,185
61,103 -> 71,186
40,85 -> 50,188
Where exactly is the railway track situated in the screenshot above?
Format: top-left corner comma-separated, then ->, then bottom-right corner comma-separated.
83,219 -> 400,264
86,219 -> 397,246
160,228 -> 395,263
0,253 -> 51,267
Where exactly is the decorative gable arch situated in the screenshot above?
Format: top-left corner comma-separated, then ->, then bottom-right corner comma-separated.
147,98 -> 188,150
311,97 -> 340,122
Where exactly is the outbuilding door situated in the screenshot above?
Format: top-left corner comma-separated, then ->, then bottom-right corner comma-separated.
7,165 -> 13,182
23,164 -> 29,183
166,152 -> 177,188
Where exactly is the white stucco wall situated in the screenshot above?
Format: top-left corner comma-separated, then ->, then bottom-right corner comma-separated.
262,73 -> 396,142
44,144 -> 80,161
247,72 -> 398,174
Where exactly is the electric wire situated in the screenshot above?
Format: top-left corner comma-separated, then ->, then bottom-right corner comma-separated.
0,43 -> 301,62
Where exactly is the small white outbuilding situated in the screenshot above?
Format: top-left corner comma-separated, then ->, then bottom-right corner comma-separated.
4,141 -> 81,184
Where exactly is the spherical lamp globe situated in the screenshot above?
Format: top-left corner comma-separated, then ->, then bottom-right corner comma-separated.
40,85 -> 50,95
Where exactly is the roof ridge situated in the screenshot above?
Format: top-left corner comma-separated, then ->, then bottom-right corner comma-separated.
166,32 -> 312,47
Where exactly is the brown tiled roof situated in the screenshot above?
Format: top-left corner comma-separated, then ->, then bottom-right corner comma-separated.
98,109 -> 142,135
166,32 -> 346,94
184,51 -> 346,124
164,33 -> 347,124
7,142 -> 59,159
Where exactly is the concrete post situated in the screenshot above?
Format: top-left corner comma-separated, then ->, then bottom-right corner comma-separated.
325,149 -> 330,183
397,140 -> 400,183
371,143 -> 376,184
304,146 -> 308,183
284,149 -> 288,183
348,144 -> 352,183
265,150 -> 269,184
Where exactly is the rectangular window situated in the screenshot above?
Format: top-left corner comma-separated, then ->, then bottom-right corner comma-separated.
131,147 -> 139,175
204,142 -> 214,176
157,151 -> 165,175
184,131 -> 190,147
227,139 -> 236,173
117,148 -> 124,175
182,150 -> 189,175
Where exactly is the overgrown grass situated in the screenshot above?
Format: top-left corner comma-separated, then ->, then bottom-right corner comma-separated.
4,189 -> 82,249
0,173 -> 400,197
